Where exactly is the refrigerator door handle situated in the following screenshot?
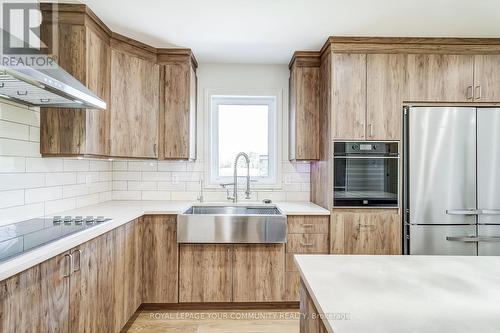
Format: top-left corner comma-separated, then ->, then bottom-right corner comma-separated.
445,209 -> 480,215
478,209 -> 500,215
446,236 -> 500,243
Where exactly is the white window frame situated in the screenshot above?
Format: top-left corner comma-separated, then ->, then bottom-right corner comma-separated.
207,94 -> 279,187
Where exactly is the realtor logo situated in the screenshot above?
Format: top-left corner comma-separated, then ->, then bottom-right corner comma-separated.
2,2 -> 45,54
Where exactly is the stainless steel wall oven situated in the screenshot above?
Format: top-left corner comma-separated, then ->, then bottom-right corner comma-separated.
334,141 -> 399,207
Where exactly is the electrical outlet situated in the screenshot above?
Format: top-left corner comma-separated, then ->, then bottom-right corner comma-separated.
284,174 -> 292,185
172,174 -> 179,184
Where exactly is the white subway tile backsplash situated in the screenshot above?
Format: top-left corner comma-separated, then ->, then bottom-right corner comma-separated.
25,186 -> 62,203
113,171 -> 141,181
45,172 -> 77,186
0,203 -> 44,226
141,191 -> 171,200
112,181 -> 127,190
0,173 -> 45,190
142,172 -> 171,182
0,190 -> 24,209
157,181 -> 185,191
63,159 -> 90,172
286,191 -> 310,202
63,184 -> 89,198
77,171 -> 100,184
29,126 -> 40,142
157,161 -> 186,172
127,181 -> 157,191
44,198 -> 77,215
90,160 -> 111,171
26,158 -> 63,172
112,161 -> 128,171
0,120 -> 30,140
0,138 -> 39,157
0,102 -> 39,126
0,156 -> 25,172
170,191 -> 198,201
112,191 -> 141,200
128,161 -> 157,171
76,194 -> 100,208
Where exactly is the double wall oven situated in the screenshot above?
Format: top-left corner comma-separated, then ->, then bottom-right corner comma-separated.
334,141 -> 399,207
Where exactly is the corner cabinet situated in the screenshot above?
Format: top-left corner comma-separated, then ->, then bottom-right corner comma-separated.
289,52 -> 320,161
0,219 -> 143,333
40,4 -> 111,157
109,36 -> 160,159
158,50 -> 197,160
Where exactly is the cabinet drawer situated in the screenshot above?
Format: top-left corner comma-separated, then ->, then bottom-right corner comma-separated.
287,216 -> 329,234
287,234 -> 329,253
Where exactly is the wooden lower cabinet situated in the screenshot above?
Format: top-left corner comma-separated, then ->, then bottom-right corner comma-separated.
179,244 -> 285,303
285,215 -> 330,302
0,252 -> 70,332
123,220 -> 142,319
300,280 -> 328,333
141,215 -> 178,303
179,244 -> 233,302
233,244 -> 285,302
331,209 -> 402,254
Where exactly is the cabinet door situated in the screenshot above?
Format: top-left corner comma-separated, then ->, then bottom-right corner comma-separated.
161,62 -> 197,160
96,229 -> 117,332
179,244 -> 233,302
85,28 -> 111,156
332,53 -> 366,140
331,210 -> 402,255
367,54 -> 407,140
0,253 -> 70,332
142,215 -> 178,303
110,49 -> 159,158
69,238 -> 99,333
290,66 -> 320,160
233,244 -> 285,302
124,220 -> 142,320
407,54 -> 474,102
474,55 -> 500,102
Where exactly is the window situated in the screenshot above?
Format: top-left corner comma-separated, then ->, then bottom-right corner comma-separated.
210,95 -> 277,185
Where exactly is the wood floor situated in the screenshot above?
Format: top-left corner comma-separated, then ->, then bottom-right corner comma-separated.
123,309 -> 300,333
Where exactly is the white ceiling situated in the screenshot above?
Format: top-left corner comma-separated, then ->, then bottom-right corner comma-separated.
80,0 -> 500,64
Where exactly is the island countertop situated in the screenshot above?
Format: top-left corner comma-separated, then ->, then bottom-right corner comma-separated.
295,255 -> 500,333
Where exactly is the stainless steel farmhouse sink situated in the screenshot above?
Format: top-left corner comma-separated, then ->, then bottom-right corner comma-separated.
177,205 -> 287,244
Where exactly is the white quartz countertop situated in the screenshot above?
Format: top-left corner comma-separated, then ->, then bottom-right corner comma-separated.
0,200 -> 329,281
295,255 -> 500,333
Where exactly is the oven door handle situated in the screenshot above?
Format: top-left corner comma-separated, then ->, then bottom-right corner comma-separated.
446,236 -> 500,243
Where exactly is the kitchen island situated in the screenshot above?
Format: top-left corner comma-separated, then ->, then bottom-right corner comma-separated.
295,255 -> 500,333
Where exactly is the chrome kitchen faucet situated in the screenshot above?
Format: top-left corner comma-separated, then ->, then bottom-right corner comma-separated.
220,152 -> 251,203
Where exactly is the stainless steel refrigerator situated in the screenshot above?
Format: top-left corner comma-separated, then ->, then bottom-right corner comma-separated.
404,106 -> 500,255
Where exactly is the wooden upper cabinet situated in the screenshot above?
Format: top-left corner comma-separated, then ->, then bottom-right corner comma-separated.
109,39 -> 160,158
232,244 -> 285,302
331,209 -> 402,255
158,50 -> 198,160
407,54 -> 474,102
332,53 -> 367,140
179,244 -> 233,303
367,54 -> 408,140
473,55 -> 500,102
40,4 -> 111,157
0,252 -> 70,332
289,53 -> 320,161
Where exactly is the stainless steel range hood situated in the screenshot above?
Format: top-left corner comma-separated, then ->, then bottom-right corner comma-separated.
0,60 -> 106,110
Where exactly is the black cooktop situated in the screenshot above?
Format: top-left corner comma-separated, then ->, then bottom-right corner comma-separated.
0,216 -> 111,263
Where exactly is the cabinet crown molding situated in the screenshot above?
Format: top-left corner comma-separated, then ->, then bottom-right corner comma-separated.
289,51 -> 321,69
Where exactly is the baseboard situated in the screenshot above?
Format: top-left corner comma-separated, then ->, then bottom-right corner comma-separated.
139,302 -> 300,311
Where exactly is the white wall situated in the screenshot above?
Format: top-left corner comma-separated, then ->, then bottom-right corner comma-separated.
0,101 -> 112,226
112,63 -> 311,202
